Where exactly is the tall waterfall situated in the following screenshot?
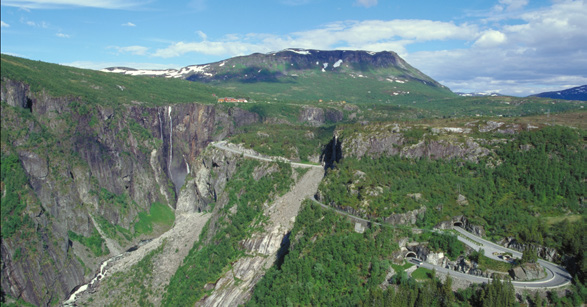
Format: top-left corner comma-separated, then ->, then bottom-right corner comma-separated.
158,109 -> 163,142
168,106 -> 173,177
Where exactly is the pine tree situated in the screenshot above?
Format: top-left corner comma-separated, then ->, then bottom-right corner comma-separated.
442,274 -> 455,307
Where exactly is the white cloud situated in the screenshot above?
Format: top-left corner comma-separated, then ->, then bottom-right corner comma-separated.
21,18 -> 48,28
355,0 -> 377,8
1,0 -> 150,9
196,30 -> 207,41
1,21 -> 9,27
62,61 -> 181,70
473,30 -> 506,48
496,0 -> 529,11
152,41 -> 257,58
403,0 -> 587,96
110,45 -> 149,56
152,19 -> 478,59
122,22 -> 136,27
56,32 -> 70,38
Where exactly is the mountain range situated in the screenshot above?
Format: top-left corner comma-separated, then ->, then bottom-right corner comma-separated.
531,85 -> 587,101
102,49 -> 454,103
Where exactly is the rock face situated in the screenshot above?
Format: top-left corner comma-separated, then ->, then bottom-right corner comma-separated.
382,207 -> 426,225
298,106 -> 344,126
509,263 -> 546,281
0,79 -> 260,306
500,237 -> 561,263
435,216 -> 486,238
338,124 -> 492,163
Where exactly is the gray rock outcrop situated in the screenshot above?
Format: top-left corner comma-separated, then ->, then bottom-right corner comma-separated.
500,237 -> 560,263
509,263 -> 546,281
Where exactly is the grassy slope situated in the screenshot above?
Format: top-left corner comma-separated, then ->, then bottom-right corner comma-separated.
215,68 -> 454,104
1,54 -> 234,107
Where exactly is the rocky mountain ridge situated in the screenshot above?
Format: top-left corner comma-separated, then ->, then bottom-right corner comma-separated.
102,49 -> 447,89
530,85 -> 587,101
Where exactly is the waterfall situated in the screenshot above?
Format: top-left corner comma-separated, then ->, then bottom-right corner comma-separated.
158,109 -> 163,142
184,155 -> 190,175
168,106 -> 173,177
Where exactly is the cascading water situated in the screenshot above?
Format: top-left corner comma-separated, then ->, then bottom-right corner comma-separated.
168,106 -> 173,177
63,239 -> 152,306
165,106 -> 189,194
158,108 -> 163,142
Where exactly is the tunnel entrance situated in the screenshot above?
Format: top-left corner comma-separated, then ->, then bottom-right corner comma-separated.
405,251 -> 417,258
453,221 -> 464,228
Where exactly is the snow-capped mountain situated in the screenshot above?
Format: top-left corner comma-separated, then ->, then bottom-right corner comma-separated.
101,48 -> 447,89
530,85 -> 587,101
456,92 -> 502,97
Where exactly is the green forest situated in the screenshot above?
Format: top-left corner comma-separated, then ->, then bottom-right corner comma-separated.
249,202 -> 587,306
319,126 -> 586,281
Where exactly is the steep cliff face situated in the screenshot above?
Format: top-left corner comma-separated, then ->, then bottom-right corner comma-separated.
0,79 -> 259,306
338,123 -> 492,162
298,106 -> 344,127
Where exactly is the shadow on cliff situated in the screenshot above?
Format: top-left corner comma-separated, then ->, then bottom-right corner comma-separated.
320,136 -> 342,170
274,232 -> 291,270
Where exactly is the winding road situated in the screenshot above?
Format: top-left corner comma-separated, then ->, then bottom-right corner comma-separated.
211,140 -> 573,290
439,226 -> 573,289
211,141 -> 323,169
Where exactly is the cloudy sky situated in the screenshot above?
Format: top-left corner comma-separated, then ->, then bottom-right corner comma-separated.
1,0 -> 586,96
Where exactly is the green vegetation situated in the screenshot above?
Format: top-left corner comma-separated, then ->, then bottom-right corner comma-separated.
248,201 -> 399,306
426,232 -> 465,260
521,245 -> 539,264
99,240 -> 167,306
253,214 -> 516,307
99,188 -> 133,216
391,261 -> 414,272
371,274 -> 518,307
411,267 -> 435,281
67,230 -> 109,257
230,124 -> 335,162
320,126 -> 585,238
163,159 -> 293,306
0,153 -> 37,239
134,202 -> 175,236
1,54 -> 234,107
544,218 -> 586,282
468,249 -> 513,273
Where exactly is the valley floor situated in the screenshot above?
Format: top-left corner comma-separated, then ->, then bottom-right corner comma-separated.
74,211 -> 211,306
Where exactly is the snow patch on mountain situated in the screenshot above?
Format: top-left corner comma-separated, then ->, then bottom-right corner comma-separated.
333,59 -> 343,68
286,48 -> 311,55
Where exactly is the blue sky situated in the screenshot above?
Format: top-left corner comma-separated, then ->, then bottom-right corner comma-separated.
1,0 -> 586,96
